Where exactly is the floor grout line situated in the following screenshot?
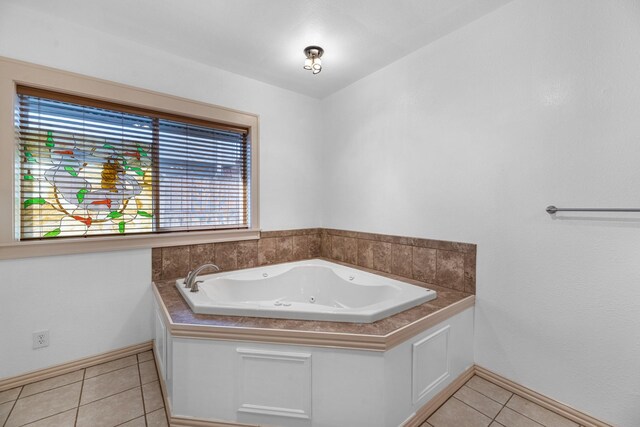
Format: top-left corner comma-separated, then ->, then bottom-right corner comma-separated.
453,378 -> 512,427
2,386 -> 24,427
12,407 -> 78,427
113,414 -> 145,427
501,404 -> 548,427
73,369 -> 85,427
84,359 -> 139,380
136,353 -> 149,427
78,384 -> 142,408
149,359 -> 170,424
452,396 -> 497,422
465,377 -> 513,406
488,399 -> 506,426
426,381 -> 465,424
136,360 -> 148,427
10,376 -> 84,402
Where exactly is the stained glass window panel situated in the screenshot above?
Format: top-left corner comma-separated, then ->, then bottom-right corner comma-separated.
17,94 -> 154,239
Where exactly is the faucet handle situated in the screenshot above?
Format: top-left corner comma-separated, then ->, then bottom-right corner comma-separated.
190,280 -> 204,293
184,270 -> 193,288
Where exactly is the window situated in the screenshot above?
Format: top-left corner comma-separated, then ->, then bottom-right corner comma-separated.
16,86 -> 251,240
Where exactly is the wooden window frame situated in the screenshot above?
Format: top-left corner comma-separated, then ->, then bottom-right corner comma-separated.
0,57 -> 260,259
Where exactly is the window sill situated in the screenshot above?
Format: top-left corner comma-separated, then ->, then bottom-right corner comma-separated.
0,229 -> 261,260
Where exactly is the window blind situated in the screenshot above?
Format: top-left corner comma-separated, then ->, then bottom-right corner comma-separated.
16,87 -> 250,240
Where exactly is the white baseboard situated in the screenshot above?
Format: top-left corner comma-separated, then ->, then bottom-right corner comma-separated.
0,341 -> 153,392
474,365 -> 613,427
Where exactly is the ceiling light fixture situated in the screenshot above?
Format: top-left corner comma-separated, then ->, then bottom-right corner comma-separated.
303,46 -> 324,75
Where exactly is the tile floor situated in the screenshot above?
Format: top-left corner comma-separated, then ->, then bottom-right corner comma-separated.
0,350 -> 168,427
0,353 -> 585,427
422,375 -> 583,427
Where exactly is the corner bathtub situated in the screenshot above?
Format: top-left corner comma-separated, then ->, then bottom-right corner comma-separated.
176,259 -> 436,323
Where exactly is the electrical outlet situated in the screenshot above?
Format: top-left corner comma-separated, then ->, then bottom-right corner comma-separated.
33,330 -> 49,349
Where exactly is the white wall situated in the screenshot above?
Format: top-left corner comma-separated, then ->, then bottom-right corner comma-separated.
321,1 -> 640,425
0,2 -> 322,378
0,2 -> 323,231
0,250 -> 151,379
2,1 -> 639,425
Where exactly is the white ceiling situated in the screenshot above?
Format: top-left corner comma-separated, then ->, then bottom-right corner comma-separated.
10,0 -> 512,98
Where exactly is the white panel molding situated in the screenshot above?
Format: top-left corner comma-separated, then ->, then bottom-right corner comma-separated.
154,308 -> 167,378
236,348 -> 312,420
411,325 -> 450,404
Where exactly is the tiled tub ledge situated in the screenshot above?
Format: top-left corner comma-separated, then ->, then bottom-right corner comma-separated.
152,259 -> 474,351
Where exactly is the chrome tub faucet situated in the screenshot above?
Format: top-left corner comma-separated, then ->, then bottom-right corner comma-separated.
185,263 -> 220,292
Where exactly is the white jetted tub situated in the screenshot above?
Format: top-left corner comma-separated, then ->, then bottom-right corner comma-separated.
176,259 -> 436,323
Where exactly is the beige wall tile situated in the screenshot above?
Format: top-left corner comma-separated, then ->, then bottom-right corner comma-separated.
428,397 -> 491,427
292,235 -> 309,260
413,246 -> 437,283
237,240 -> 259,269
466,376 -> 513,405
506,395 -> 579,427
454,385 -> 503,418
344,237 -> 358,265
436,250 -> 465,291
21,370 -> 84,398
320,230 -> 331,257
308,233 -> 321,257
6,382 -> 81,427
80,365 -> 140,405
391,243 -> 412,278
152,248 -> 162,282
357,239 -> 374,269
258,237 -> 277,265
330,235 -> 346,261
142,381 -> 164,413
161,246 -> 190,280
291,234 -> 309,261
85,355 -> 137,379
214,241 -> 238,271
372,241 -> 392,273
76,387 -> 144,427
189,243 -> 215,271
464,250 -> 477,294
274,236 -> 293,263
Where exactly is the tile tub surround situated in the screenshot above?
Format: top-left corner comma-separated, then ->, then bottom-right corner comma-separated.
321,228 -> 476,294
153,228 -> 322,282
0,350 -> 168,427
153,228 -> 476,294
